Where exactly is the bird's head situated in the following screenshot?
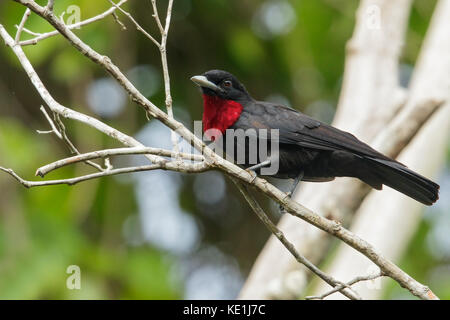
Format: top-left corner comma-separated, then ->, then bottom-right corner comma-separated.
190,70 -> 251,102
191,70 -> 251,135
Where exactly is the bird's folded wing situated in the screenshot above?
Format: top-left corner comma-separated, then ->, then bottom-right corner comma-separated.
243,102 -> 392,161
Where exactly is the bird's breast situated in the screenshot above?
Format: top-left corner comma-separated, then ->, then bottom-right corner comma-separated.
202,95 -> 243,139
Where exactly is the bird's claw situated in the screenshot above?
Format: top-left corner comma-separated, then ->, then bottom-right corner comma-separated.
245,168 -> 258,183
279,191 -> 292,214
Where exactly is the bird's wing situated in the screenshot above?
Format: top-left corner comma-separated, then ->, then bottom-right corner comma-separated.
237,101 -> 391,161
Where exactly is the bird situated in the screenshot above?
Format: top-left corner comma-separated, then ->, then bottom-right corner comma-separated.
190,69 -> 440,206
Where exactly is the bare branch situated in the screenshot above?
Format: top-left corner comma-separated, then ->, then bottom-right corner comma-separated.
242,0 -> 447,300
108,0 -> 160,47
279,204 -> 438,299
309,0 -> 450,299
46,0 -> 55,12
150,0 -> 165,34
36,146 -> 204,177
111,11 -> 127,31
19,26 -> 42,37
4,0 -> 441,300
19,0 -> 129,46
1,161 -> 208,188
158,0 -> 178,156
104,157 -> 113,171
0,24 -> 164,166
36,130 -> 54,134
37,106 -> 105,173
305,271 -> 385,300
37,105 -> 62,139
15,8 -> 31,44
233,179 -> 361,300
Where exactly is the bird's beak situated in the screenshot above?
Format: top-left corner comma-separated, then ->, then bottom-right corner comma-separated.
190,75 -> 222,92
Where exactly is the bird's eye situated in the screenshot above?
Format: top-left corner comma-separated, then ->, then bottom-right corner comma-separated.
223,80 -> 232,88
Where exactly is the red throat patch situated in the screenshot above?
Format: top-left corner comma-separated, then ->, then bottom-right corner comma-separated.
201,94 -> 243,140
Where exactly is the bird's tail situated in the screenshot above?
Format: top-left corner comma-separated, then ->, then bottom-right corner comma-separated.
363,157 -> 440,206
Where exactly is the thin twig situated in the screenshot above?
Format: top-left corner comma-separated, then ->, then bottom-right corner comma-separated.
158,0 -> 178,156
19,0 -> 128,46
53,113 -> 78,152
150,0 -> 164,34
233,179 -> 361,300
46,0 -> 55,12
38,105 -> 62,139
15,8 -> 31,44
36,146 -> 204,177
108,0 -> 160,47
111,11 -> 127,30
36,130 -> 54,134
0,25 -> 164,166
19,27 -> 42,37
38,106 -> 105,173
149,0 -> 179,156
1,161 -> 208,188
104,158 -> 113,170
305,272 -> 385,300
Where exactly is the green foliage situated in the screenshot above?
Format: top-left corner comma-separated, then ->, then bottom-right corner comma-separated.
0,118 -> 179,299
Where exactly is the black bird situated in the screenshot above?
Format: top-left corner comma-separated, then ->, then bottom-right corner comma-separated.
191,70 -> 440,205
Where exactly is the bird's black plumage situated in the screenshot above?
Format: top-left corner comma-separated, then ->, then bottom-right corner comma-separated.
191,70 -> 440,205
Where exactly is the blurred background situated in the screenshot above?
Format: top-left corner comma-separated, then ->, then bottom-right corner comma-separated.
0,0 -> 448,299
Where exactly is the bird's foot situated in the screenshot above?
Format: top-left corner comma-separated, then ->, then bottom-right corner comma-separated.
279,172 -> 304,214
279,191 -> 292,215
245,168 -> 258,183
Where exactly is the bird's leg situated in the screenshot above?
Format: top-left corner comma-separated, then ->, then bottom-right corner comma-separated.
289,172 -> 304,195
245,160 -> 271,182
280,171 -> 304,214
246,159 -> 271,172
